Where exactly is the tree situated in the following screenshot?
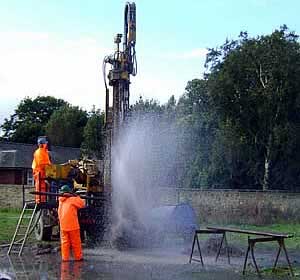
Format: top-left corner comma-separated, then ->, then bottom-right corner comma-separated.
1,96 -> 67,143
176,79 -> 220,188
45,105 -> 88,147
206,26 -> 300,190
163,95 -> 177,122
130,96 -> 164,117
81,109 -> 105,159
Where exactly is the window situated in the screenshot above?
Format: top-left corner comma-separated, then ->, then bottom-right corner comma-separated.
27,169 -> 34,186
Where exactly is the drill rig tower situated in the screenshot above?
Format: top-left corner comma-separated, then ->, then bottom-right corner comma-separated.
103,2 -> 137,138
103,2 -> 137,187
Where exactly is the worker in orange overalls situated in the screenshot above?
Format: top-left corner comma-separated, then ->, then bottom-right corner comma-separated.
32,136 -> 51,203
58,185 -> 85,262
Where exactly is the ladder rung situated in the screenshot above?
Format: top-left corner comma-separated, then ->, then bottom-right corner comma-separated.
7,203 -> 37,256
25,203 -> 36,206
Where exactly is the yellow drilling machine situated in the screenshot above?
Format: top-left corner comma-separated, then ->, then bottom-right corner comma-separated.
7,1 -> 136,256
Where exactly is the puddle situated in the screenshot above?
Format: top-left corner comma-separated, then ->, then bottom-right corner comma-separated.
1,246 -> 295,280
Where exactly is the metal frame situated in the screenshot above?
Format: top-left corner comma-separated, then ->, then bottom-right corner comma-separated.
242,236 -> 294,276
189,229 -> 229,266
189,226 -> 294,276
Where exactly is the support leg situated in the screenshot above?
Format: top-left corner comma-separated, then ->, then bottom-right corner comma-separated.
272,243 -> 282,272
189,233 -> 196,263
282,240 -> 294,277
224,233 -> 230,264
242,244 -> 250,275
250,242 -> 261,276
195,234 -> 204,266
216,233 -> 225,262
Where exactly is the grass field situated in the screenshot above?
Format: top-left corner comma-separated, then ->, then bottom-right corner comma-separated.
0,208 -> 21,244
1,208 -> 300,250
222,223 -> 300,250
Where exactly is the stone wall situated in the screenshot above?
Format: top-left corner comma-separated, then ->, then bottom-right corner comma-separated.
1,184 -> 300,225
157,188 -> 300,225
0,184 -> 34,209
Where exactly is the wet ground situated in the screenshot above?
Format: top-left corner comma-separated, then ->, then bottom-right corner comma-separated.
0,244 -> 299,279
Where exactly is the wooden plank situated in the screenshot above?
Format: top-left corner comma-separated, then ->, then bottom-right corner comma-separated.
195,229 -> 225,234
207,226 -> 293,238
248,237 -> 278,243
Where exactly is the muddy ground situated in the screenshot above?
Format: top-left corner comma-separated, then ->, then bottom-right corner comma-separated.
0,241 -> 299,280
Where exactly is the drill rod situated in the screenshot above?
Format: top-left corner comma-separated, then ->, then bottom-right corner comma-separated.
30,191 -> 105,201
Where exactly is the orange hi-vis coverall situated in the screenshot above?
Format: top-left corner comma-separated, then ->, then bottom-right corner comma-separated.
58,196 -> 85,261
32,144 -> 51,203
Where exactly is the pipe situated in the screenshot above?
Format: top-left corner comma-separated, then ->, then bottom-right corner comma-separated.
30,191 -> 105,201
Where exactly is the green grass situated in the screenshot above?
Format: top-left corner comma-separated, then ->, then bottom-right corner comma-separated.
0,208 -> 21,244
222,224 -> 300,250
262,266 -> 300,278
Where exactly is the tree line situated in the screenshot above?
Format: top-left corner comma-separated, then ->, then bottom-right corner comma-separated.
131,26 -> 300,191
0,97 -> 105,159
1,26 -> 299,191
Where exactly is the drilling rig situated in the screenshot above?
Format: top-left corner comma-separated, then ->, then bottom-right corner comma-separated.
102,0 -> 137,162
7,2 -> 137,255
56,1 -> 136,241
101,0 -> 137,242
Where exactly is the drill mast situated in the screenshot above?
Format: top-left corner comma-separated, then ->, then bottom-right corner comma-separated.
103,2 -> 137,138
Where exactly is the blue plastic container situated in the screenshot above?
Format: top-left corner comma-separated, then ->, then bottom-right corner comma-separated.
147,203 -> 198,237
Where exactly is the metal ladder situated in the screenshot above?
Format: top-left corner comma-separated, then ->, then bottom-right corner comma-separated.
7,203 -> 38,256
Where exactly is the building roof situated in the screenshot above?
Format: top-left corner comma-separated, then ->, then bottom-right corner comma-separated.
0,141 -> 81,168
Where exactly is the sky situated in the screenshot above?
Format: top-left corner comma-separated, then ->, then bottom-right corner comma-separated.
0,0 -> 299,126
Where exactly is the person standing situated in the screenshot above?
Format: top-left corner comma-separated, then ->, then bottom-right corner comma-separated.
32,136 -> 51,203
58,185 -> 85,262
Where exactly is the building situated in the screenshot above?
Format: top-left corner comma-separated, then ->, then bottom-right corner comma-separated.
0,141 -> 81,185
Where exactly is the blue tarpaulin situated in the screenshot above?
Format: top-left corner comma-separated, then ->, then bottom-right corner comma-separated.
148,203 -> 198,235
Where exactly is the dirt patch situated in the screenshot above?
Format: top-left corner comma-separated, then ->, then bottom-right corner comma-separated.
202,236 -> 244,257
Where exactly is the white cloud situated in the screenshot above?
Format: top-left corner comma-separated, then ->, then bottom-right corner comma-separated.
132,73 -> 186,104
0,31 -> 204,127
0,31 -> 109,114
163,48 -> 208,60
